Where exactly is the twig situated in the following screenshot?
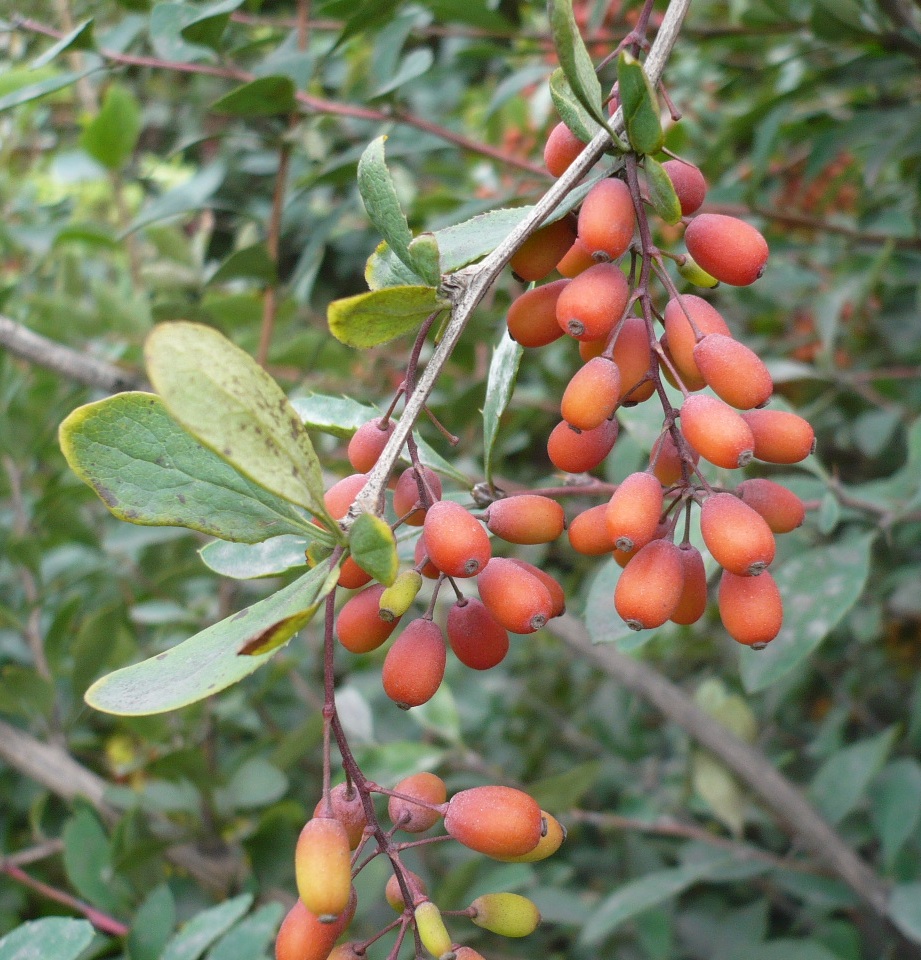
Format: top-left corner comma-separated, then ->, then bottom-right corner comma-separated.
0,839 -> 64,868
0,315 -> 146,393
547,615 -> 892,918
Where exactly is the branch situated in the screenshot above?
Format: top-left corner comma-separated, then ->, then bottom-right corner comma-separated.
548,616 -> 892,918
0,316 -> 146,393
351,0 -> 693,519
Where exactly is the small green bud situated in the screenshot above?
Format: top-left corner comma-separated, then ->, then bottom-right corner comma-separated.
677,254 -> 720,289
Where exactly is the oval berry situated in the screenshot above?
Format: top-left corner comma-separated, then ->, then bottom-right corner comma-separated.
446,597 -> 510,670
509,217 -> 577,282
508,558 -> 566,618
547,418 -> 619,474
693,334 -> 773,410
614,538 -> 685,630
486,494 -> 565,545
663,295 -> 730,389
313,783 -> 367,850
381,618 -> 447,709
661,158 -> 707,215
670,544 -> 708,625
736,478 -> 806,533
337,584 -> 400,654
555,262 -> 629,342
557,237 -> 596,277
544,120 -> 587,177
477,557 -> 553,634
700,492 -> 776,576
568,503 -> 618,555
392,465 -> 442,526
388,771 -> 447,832
347,418 -> 395,473
612,315 -> 655,403
680,394 -> 755,469
685,213 -> 769,286
506,279 -> 569,348
423,500 -> 491,578
650,429 -> 698,486
718,569 -> 783,647
444,786 -> 543,858
578,178 -> 636,261
561,356 -> 621,430
295,817 -> 352,921
741,409 -> 815,464
606,472 -> 664,553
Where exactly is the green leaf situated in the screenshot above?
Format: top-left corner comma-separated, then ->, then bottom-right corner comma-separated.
145,322 -> 333,528
290,393 -> 377,438
129,885 -> 176,960
85,565 -> 332,715
692,751 -> 746,836
31,19 -> 95,68
62,808 -> 122,912
482,329 -> 523,485
0,69 -> 95,114
150,3 -> 218,62
531,760 -> 603,810
128,163 -> 225,233
205,903 -> 284,960
0,919 -> 94,960
548,67 -> 600,145
218,758 -> 288,811
739,533 -> 875,692
328,285 -> 446,349
208,243 -> 277,286
870,759 -> 921,870
179,0 -> 242,50
162,895 -> 253,960
211,76 -> 296,116
199,536 -> 311,579
357,136 -> 417,275
80,83 -> 142,170
349,512 -> 398,586
548,0 -> 612,138
645,156 -> 682,224
809,727 -> 898,825
750,942 -> 845,960
890,884 -> 921,945
618,51 -> 664,155
579,859 -> 732,946
372,48 -> 434,97
408,233 -> 442,287
59,393 -> 316,543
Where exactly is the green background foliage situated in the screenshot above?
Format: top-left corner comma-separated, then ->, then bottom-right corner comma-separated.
2,1 -> 921,958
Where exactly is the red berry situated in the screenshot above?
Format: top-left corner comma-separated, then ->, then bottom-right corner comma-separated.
555,262 -> 629,342
544,121 -> 587,177
382,618 -> 447,709
684,213 -> 769,286
506,279 -> 569,348
661,158 -> 707,215
718,569 -> 783,647
477,557 -> 553,634
740,409 -> 815,464
547,418 -> 619,474
423,500 -> 491,578
509,217 -> 577,282
392,466 -> 442,526
680,395 -> 755,469
444,786 -> 543,858
736,478 -> 806,533
578,178 -> 636,261
561,356 -> 621,430
446,597 -> 510,670
605,471 -> 665,554
337,584 -> 400,654
614,538 -> 685,630
486,494 -> 565,545
700,492 -> 776,576
347,418 -> 395,473
693,334 -> 773,410
388,772 -> 447,832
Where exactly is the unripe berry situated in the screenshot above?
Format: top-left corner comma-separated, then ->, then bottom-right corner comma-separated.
469,893 -> 541,938
578,178 -> 636,261
275,897 -> 354,960
555,262 -> 629,342
423,500 -> 491,578
382,618 -> 447,709
509,217 -> 577,282
443,786 -> 543,858
507,559 -> 566,618
506,279 -> 569,348
295,817 -> 352,921
736,478 -> 806,533
693,334 -> 773,409
557,237 -> 596,277
446,597 -> 510,670
663,295 -> 730,388
700,492 -> 776,576
485,494 -> 565,545
414,537 -> 441,579
568,503 -> 618,555
561,356 -> 621,429
547,418 -> 619,474
393,466 -> 443,526
414,900 -> 454,960
477,557 -> 553,634
718,569 -> 783,648
614,538 -> 685,630
544,121 -> 587,177
684,213 -> 769,286
389,772 -> 447,832
379,570 -> 423,622
494,810 -> 566,862
680,395 -> 755,469
650,429 -> 698,486
612,315 -> 655,403
670,544 -> 708,625
337,583 -> 400,654
385,869 -> 427,912
313,783 -> 367,850
740,409 -> 816,464
661,158 -> 707,215
348,418 -> 395,473
605,471 -> 664,553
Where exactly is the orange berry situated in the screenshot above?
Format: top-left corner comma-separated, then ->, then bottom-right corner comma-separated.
493,810 -> 566,862
740,409 -> 815,464
557,237 -> 597,277
275,897 -> 355,960
561,356 -> 621,429
393,465 -> 442,526
508,558 -> 565,618
605,471 -> 664,553
477,557 -> 553,634
382,618 -> 447,709
385,869 -> 427,912
313,783 -> 367,850
295,817 -> 352,921
454,949 -> 488,960
661,158 -> 707,215
423,500 -> 491,578
446,597 -> 510,670
680,394 -> 755,469
718,569 -> 783,647
547,418 -> 619,474
444,785 -> 543,858
555,262 -> 629,341
659,332 -> 705,392
614,538 -> 685,630
337,555 -> 373,590
684,213 -> 769,286
337,584 -> 400,654
693,334 -> 773,409
506,279 -> 569,348
347,418 -> 395,473
612,315 -> 655,403
670,543 -> 708,625
413,536 -> 441,579
509,217 -> 577,282
650,429 -> 698,486
568,503 -> 618,555
544,121 -> 587,177
485,494 -> 565,545
579,336 -> 607,362
663,295 -> 730,388
736,478 -> 806,533
578,178 -> 636,261
700,492 -> 776,576
324,473 -> 368,522
389,772 -> 447,832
